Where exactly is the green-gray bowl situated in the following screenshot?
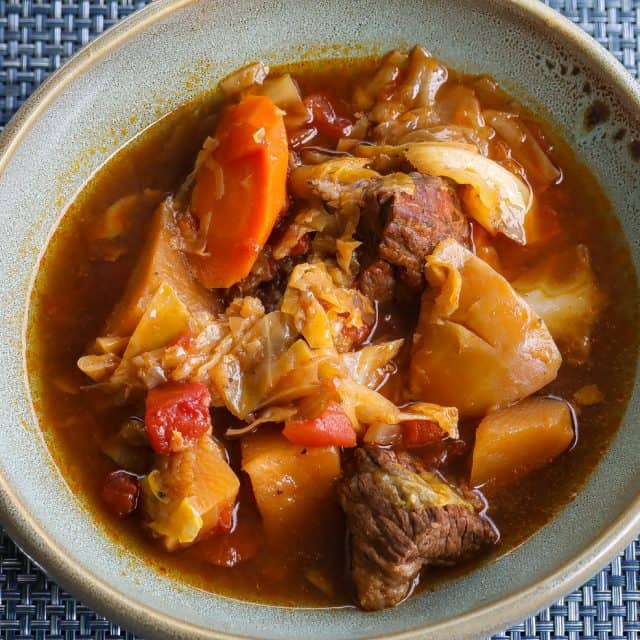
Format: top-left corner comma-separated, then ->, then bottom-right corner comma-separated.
0,1 -> 638,638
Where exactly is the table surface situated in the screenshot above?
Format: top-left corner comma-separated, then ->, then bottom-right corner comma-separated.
0,1 -> 638,638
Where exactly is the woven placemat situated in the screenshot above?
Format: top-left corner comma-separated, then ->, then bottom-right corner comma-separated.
0,1 -> 638,639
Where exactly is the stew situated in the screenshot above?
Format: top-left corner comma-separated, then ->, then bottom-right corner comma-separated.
27,47 -> 639,609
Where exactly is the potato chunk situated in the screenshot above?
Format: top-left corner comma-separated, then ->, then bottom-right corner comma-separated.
106,200 -> 216,337
241,429 -> 341,539
470,397 -> 574,488
409,239 -> 561,417
141,435 -> 240,550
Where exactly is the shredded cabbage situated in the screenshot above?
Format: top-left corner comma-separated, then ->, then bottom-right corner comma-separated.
334,377 -> 459,437
340,340 -> 403,389
289,157 -> 379,207
280,262 -> 374,352
219,61 -> 269,96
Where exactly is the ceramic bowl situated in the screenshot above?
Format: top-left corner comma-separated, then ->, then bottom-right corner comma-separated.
0,1 -> 638,638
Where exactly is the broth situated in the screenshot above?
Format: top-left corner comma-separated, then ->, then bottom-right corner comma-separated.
27,55 -> 639,607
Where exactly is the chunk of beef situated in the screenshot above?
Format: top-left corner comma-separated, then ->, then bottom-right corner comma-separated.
358,173 -> 470,301
338,447 -> 497,611
226,249 -> 305,312
358,259 -> 396,304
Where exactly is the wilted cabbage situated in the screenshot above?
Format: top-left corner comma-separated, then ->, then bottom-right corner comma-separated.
219,61 -> 269,96
484,110 -> 561,188
272,205 -> 335,260
335,377 -> 459,438
120,282 -> 191,361
258,341 -> 343,407
353,49 -> 409,112
208,311 -> 298,418
280,262 -> 375,352
340,340 -> 403,389
90,296 -> 266,396
512,245 -> 606,364
410,239 -> 561,417
77,353 -> 121,382
404,142 -> 532,244
226,406 -> 298,437
289,157 -> 379,207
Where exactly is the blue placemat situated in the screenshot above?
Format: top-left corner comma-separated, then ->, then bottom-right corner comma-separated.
0,1 -> 638,639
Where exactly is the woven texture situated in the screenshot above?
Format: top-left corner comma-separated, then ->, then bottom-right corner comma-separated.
0,1 -> 638,639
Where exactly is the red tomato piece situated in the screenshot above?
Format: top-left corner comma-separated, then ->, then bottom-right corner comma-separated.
196,502 -> 261,568
216,504 -> 235,535
304,94 -> 352,141
403,420 -> 446,448
283,401 -> 356,447
101,470 -> 140,518
144,381 -> 212,455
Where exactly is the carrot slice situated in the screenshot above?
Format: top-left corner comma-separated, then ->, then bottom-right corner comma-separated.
190,95 -> 288,288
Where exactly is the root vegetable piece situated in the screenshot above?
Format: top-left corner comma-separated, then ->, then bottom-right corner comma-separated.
409,239 -> 561,417
105,200 -> 216,337
241,429 -> 341,539
141,435 -> 240,550
190,95 -> 288,288
471,397 -> 574,488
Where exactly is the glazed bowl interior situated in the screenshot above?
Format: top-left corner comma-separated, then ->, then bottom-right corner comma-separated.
0,1 -> 639,639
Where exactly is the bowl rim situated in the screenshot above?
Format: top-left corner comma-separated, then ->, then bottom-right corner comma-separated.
1,0 -> 639,638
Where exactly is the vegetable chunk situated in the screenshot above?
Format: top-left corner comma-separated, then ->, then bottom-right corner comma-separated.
144,381 -> 212,455
471,397 -> 574,488
512,245 -> 605,364
190,95 -> 288,288
105,200 -> 216,337
241,429 -> 341,538
283,400 -> 357,447
122,282 -> 191,360
141,435 -> 240,550
410,239 -> 561,417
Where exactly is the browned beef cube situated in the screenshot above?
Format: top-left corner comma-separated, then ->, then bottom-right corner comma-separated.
378,173 -> 470,290
338,447 -> 497,611
358,259 -> 396,303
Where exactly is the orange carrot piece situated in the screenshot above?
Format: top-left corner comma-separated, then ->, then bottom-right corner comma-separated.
190,95 -> 288,288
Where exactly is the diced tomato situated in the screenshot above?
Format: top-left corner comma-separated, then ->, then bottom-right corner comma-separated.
403,420 -> 446,448
342,322 -> 373,348
101,470 -> 140,518
304,94 -> 352,141
283,401 -> 356,447
144,381 -> 212,455
196,501 -> 261,568
216,503 -> 235,535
